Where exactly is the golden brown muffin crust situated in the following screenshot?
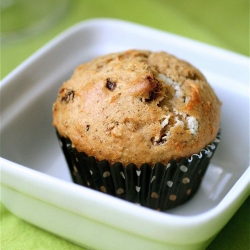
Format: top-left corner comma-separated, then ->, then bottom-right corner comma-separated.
53,50 -> 221,166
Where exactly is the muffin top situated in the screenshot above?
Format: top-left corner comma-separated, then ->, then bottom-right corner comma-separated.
53,50 -> 221,167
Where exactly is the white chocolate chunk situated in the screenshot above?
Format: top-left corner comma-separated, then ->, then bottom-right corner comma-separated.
187,116 -> 198,135
161,115 -> 171,128
174,117 -> 185,127
157,73 -> 186,101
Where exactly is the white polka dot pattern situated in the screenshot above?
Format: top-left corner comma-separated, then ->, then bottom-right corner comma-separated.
167,181 -> 173,187
103,171 -> 110,178
56,129 -> 221,211
180,165 -> 188,172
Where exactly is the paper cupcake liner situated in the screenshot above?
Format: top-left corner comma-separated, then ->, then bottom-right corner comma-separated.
57,130 -> 221,211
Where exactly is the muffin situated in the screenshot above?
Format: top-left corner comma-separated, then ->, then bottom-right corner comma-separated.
53,49 -> 221,210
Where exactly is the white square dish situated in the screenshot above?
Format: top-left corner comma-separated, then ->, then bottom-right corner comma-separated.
0,18 -> 249,250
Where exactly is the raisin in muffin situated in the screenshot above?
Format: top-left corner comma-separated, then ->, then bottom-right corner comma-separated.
53,49 -> 221,210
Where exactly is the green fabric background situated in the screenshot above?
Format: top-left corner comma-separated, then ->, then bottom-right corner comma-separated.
1,0 -> 249,249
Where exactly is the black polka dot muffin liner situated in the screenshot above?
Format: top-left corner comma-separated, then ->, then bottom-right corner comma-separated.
57,130 -> 221,211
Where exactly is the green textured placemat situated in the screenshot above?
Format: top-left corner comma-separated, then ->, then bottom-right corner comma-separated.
0,203 -> 84,250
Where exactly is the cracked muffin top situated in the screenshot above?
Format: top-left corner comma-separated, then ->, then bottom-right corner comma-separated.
53,49 -> 221,167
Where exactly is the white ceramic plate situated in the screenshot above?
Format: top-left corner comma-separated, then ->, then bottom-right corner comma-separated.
1,19 -> 249,250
